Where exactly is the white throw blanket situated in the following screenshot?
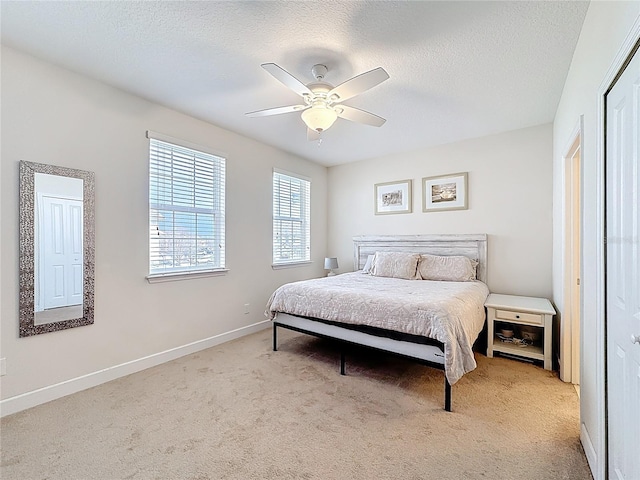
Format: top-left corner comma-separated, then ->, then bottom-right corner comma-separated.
266,272 -> 490,384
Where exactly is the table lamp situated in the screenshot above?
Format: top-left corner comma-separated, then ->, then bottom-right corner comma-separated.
324,257 -> 339,276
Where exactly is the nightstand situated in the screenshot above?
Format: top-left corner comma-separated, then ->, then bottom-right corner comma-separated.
485,293 -> 556,370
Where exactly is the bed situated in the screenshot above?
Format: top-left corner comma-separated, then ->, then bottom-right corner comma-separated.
266,234 -> 489,411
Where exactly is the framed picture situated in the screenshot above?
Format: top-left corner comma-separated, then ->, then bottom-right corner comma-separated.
374,179 -> 412,215
422,172 -> 468,212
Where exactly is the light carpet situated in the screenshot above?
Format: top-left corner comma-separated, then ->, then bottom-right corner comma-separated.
1,328 -> 592,480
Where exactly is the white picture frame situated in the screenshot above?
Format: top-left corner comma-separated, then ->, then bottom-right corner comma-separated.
374,179 -> 412,215
422,172 -> 468,212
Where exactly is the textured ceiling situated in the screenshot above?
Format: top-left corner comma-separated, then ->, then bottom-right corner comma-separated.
0,1 -> 589,167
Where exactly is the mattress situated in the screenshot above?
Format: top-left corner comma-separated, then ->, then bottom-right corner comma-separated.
266,272 -> 490,384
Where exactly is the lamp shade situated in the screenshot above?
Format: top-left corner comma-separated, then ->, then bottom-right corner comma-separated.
324,257 -> 339,270
301,106 -> 338,132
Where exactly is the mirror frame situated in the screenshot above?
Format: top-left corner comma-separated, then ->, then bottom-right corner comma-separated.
19,160 -> 95,337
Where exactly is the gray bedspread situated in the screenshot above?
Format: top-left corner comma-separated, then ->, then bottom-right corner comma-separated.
266,272 -> 490,384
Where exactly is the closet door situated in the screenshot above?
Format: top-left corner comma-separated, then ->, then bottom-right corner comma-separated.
605,44 -> 640,480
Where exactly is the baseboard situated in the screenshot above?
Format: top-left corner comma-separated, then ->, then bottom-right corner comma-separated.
0,320 -> 270,418
580,422 -> 599,479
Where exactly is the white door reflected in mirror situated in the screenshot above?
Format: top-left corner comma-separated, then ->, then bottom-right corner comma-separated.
34,172 -> 83,326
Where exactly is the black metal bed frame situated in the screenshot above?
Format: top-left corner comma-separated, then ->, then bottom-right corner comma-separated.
272,321 -> 452,412
269,235 -> 489,413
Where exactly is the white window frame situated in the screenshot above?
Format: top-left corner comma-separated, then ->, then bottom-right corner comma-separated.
272,169 -> 311,268
146,131 -> 227,283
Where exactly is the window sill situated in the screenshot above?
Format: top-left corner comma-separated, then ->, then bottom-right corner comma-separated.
272,261 -> 313,270
146,269 -> 229,283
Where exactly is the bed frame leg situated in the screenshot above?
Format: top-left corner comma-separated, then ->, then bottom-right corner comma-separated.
340,351 -> 346,375
444,377 -> 452,412
272,323 -> 277,352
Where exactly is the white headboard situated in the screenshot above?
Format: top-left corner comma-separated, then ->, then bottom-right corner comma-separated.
353,234 -> 488,283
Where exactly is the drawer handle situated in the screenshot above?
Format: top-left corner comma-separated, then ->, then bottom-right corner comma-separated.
515,315 -> 520,319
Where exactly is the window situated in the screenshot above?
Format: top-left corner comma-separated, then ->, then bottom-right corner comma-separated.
148,132 -> 225,278
273,170 -> 311,265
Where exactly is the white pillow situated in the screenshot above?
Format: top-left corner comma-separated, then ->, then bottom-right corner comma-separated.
361,254 -> 375,274
417,254 -> 477,281
371,252 -> 420,280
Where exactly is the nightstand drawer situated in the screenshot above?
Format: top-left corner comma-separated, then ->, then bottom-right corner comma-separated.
495,309 -> 542,325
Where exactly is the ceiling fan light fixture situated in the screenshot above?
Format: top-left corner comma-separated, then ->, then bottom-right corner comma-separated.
301,105 -> 337,132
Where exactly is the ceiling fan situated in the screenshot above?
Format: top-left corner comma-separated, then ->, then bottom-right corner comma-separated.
246,63 -> 390,140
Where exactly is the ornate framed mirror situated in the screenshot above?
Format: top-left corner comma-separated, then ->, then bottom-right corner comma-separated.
19,161 -> 95,337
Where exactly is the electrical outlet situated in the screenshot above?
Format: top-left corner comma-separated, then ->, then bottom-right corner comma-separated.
0,358 -> 6,376
244,303 -> 250,314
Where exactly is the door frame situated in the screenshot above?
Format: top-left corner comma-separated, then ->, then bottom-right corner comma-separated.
561,117 -> 583,384
597,17 -> 640,480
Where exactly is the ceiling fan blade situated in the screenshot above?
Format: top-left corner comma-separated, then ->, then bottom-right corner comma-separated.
336,105 -> 386,127
328,67 -> 389,102
261,63 -> 313,97
245,105 -> 308,117
307,128 -> 321,142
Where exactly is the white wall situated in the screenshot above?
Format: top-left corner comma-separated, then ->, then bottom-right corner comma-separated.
552,3 -> 640,479
0,46 -> 328,403
327,123 -> 553,298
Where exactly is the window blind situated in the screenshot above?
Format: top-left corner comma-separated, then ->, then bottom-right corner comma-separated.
273,170 -> 311,264
149,137 -> 225,275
